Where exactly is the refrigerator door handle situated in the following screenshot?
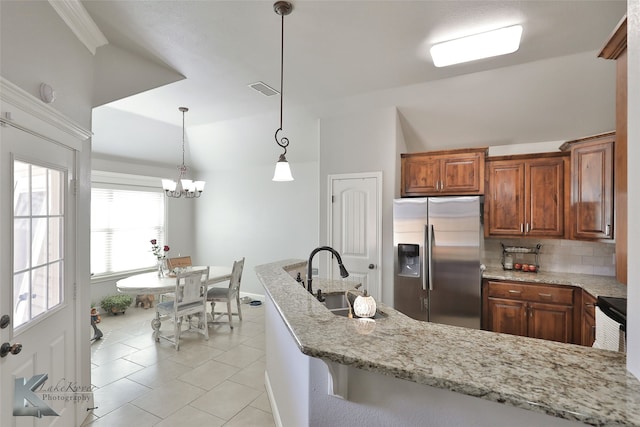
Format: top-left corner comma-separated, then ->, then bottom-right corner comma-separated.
427,224 -> 434,291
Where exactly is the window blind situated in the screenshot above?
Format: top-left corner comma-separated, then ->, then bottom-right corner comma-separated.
91,186 -> 165,276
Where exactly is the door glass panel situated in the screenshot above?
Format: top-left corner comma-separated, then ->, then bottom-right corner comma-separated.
31,266 -> 47,318
13,160 -> 65,329
49,217 -> 62,261
31,164 -> 47,216
32,217 -> 47,266
49,168 -> 63,215
13,218 -> 29,271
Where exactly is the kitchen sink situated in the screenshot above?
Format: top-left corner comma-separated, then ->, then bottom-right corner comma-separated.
323,293 -> 350,310
323,293 -> 387,319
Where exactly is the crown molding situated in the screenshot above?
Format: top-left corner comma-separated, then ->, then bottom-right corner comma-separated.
0,77 -> 92,150
48,0 -> 108,55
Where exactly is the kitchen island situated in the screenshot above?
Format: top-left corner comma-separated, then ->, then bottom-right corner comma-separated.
256,259 -> 640,426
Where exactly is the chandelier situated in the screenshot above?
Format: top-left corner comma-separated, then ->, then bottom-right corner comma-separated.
161,107 -> 205,198
272,1 -> 294,181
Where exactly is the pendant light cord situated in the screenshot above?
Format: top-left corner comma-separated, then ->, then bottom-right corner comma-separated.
274,9 -> 289,155
182,108 -> 186,167
279,11 -> 284,131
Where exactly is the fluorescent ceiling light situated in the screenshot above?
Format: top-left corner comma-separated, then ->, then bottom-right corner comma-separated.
430,25 -> 523,67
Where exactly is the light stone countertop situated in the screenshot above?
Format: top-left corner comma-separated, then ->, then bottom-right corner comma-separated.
256,259 -> 640,426
482,266 -> 627,299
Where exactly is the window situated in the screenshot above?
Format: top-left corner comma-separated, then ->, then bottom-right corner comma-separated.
91,173 -> 166,277
13,160 -> 65,328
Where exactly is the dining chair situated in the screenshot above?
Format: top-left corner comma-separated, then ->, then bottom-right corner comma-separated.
166,256 -> 192,271
206,258 -> 244,329
161,256 -> 193,302
154,267 -> 209,350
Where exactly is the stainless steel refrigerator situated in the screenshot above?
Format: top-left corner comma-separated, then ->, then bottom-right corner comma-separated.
393,196 -> 482,329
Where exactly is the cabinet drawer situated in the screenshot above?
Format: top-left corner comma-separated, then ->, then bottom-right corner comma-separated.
487,281 -> 574,305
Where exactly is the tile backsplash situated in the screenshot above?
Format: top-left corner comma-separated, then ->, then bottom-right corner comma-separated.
483,238 -> 615,277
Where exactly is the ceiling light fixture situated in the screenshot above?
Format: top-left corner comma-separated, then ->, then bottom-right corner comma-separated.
272,1 -> 294,182
161,107 -> 205,198
430,25 -> 523,68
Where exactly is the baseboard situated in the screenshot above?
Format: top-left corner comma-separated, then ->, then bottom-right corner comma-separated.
264,370 -> 283,427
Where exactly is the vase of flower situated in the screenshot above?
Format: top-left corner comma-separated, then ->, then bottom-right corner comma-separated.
157,259 -> 165,277
151,239 -> 170,277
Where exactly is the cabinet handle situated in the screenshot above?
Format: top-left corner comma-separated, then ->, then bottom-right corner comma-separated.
585,303 -> 596,308
526,223 -> 530,233
538,293 -> 552,298
606,225 -> 611,236
508,290 -> 521,294
520,224 -> 524,233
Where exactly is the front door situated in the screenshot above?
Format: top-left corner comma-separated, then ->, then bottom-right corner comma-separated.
0,124 -> 78,426
329,173 -> 381,300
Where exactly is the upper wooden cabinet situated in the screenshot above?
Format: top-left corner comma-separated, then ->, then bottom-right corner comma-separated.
485,152 -> 569,238
401,147 -> 487,197
560,132 -> 614,240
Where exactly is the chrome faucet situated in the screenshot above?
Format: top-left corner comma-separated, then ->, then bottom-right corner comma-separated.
307,246 -> 349,299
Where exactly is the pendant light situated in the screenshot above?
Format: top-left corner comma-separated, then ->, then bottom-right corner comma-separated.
272,1 -> 294,181
161,107 -> 206,198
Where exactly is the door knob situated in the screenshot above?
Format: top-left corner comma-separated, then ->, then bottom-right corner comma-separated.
0,314 -> 9,329
368,264 -> 375,269
1,342 -> 22,357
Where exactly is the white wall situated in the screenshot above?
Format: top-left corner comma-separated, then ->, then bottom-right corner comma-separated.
626,0 -> 639,377
192,112 -> 320,297
0,1 -> 94,125
319,107 -> 398,304
0,1 -> 95,421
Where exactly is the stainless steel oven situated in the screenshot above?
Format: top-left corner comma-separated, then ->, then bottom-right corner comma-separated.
595,296 -> 626,352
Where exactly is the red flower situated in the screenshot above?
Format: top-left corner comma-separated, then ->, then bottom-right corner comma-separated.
150,239 -> 169,259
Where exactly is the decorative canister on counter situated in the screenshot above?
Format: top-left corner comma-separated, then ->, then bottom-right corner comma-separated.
503,253 -> 514,270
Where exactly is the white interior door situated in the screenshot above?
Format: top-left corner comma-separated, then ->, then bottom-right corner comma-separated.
329,173 -> 381,300
0,125 -> 78,426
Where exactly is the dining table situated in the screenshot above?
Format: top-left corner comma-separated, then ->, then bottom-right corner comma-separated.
116,265 -> 232,336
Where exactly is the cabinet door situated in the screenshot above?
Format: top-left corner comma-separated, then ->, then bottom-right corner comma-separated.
440,153 -> 483,194
487,161 -> 525,236
487,297 -> 528,337
572,140 -> 613,240
528,302 -> 573,343
402,155 -> 440,195
525,157 -> 566,237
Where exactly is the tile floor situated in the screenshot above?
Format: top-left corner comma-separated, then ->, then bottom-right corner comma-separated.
82,302 -> 274,427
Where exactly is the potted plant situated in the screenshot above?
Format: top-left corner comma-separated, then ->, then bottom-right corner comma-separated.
100,294 -> 133,315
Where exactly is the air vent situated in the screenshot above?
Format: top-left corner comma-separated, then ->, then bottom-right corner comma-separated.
248,81 -> 279,97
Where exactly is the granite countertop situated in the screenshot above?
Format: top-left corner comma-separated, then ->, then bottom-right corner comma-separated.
482,266 -> 627,299
256,259 -> 640,426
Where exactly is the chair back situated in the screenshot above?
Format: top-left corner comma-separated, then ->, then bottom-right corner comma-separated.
167,256 -> 192,271
229,258 -> 245,293
175,268 -> 207,309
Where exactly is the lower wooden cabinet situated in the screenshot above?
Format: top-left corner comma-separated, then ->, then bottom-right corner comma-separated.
581,290 -> 597,346
483,280 -> 575,344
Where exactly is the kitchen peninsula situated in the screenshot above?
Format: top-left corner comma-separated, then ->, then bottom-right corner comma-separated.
256,259 -> 640,426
